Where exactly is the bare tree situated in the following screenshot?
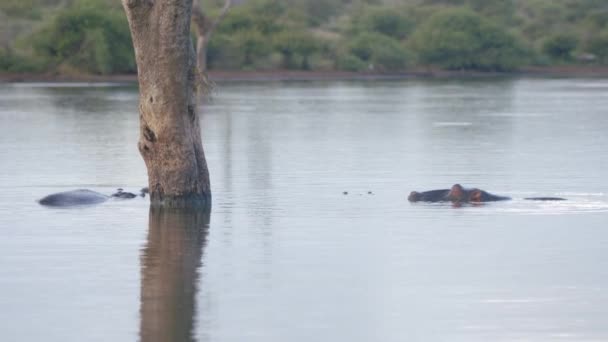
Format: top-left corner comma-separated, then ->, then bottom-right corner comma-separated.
121,0 -> 211,208
191,0 -> 232,73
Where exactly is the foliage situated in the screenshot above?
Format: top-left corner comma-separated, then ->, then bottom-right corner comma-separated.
28,1 -> 134,74
465,0 -> 516,24
586,31 -> 608,64
583,10 -> 608,31
517,0 -> 568,43
218,0 -> 290,35
4,0 -> 608,75
350,6 -> 414,39
542,34 -> 578,61
232,30 -> 272,67
0,48 -> 47,72
336,54 -> 367,71
411,8 -> 526,71
207,34 -> 239,70
273,31 -> 320,69
0,0 -> 65,19
348,32 -> 408,71
289,0 -> 346,26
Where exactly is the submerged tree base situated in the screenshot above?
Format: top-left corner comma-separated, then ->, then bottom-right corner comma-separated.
149,193 -> 212,210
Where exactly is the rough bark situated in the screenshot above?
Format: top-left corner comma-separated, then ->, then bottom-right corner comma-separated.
191,0 -> 232,73
121,0 -> 211,208
139,206 -> 209,342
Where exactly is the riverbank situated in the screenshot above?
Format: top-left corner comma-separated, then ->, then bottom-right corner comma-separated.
2,66 -> 608,83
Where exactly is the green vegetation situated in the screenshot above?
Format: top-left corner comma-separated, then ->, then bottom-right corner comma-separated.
349,6 -> 414,39
410,9 -> 526,71
2,0 -> 608,75
346,32 -> 409,71
542,34 -> 578,62
587,32 -> 608,64
1,0 -> 132,75
30,1 -> 134,74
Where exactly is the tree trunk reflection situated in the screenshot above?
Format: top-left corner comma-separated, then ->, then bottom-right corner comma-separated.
139,207 -> 210,342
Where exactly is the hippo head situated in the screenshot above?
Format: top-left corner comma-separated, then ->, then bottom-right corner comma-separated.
447,184 -> 466,202
447,184 -> 484,203
408,191 -> 422,202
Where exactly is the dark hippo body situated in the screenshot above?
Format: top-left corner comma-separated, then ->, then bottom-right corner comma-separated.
39,189 -> 109,207
408,189 -> 450,202
39,188 -> 144,207
409,184 -> 566,203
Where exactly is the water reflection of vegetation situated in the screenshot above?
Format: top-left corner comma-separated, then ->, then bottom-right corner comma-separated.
139,207 -> 210,342
2,0 -> 608,74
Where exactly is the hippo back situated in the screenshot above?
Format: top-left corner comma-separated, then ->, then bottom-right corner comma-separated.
39,189 -> 109,207
408,189 -> 450,202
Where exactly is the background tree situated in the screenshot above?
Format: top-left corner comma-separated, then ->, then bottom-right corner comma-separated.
347,32 -> 408,71
233,30 -> 270,67
30,1 -> 134,74
191,0 -> 231,74
586,31 -> 608,64
349,6 -> 414,40
411,8 -> 526,71
121,0 -> 211,208
542,34 -> 578,62
273,31 -> 319,69
4,0 -> 608,74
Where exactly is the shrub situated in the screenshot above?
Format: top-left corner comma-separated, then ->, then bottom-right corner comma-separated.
0,0 -> 44,19
29,2 -> 134,74
218,0 -> 287,35
410,8 -> 526,71
586,31 -> 608,64
348,32 -> 408,71
273,31 -> 320,69
542,34 -> 578,61
371,43 -> 409,71
232,30 -> 272,67
336,54 -> 367,71
207,34 -> 237,69
0,48 -> 47,73
351,6 -> 414,39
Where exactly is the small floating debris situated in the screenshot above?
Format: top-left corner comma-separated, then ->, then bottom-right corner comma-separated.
343,191 -> 348,195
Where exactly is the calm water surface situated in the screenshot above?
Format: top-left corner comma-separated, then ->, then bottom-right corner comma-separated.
1,78 -> 608,341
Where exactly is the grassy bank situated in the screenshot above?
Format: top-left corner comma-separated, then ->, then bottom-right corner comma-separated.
4,66 -> 608,84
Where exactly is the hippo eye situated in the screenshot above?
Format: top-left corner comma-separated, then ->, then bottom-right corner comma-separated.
470,190 -> 482,202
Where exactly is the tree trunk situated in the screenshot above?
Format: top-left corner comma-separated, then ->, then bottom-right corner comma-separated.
122,0 -> 211,208
191,0 -> 231,74
195,35 -> 207,73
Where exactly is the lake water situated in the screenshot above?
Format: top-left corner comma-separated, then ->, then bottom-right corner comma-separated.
1,78 -> 608,342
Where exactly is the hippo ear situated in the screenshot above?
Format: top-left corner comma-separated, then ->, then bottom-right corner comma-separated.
408,191 -> 420,202
469,190 -> 483,202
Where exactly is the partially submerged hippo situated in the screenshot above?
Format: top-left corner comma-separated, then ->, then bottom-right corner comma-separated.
408,184 -> 566,203
39,188 -> 146,207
